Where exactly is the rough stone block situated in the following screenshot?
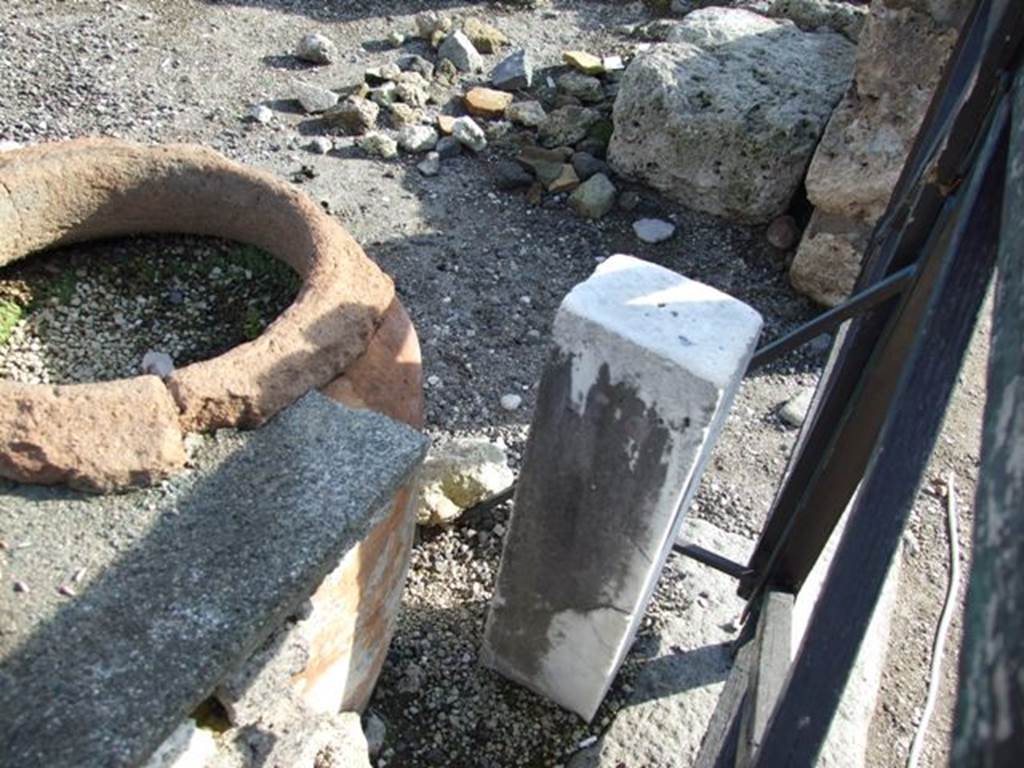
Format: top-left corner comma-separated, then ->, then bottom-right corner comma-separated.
789,208 -> 872,306
608,8 -> 854,224
481,255 -> 762,720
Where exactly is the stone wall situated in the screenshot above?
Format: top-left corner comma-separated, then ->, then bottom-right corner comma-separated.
789,0 -> 972,305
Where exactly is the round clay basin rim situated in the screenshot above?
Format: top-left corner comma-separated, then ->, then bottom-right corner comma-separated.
0,138 -> 394,491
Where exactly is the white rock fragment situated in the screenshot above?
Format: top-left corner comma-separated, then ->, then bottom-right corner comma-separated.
780,386 -> 815,427
602,55 -> 625,72
296,32 -> 336,65
247,104 -> 273,124
291,78 -> 339,114
141,350 -> 174,379
451,116 -> 487,152
500,393 -> 523,411
632,218 -> 677,244
398,124 -> 439,153
417,437 -> 515,526
438,31 -> 484,72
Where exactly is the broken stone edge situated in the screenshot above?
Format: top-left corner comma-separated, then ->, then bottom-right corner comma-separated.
0,138 -> 396,492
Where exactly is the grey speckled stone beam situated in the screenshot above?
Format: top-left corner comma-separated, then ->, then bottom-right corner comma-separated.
481,255 -> 762,721
0,392 -> 427,768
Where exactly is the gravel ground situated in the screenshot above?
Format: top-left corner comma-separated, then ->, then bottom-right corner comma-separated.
0,2 -> 986,767
0,236 -> 298,383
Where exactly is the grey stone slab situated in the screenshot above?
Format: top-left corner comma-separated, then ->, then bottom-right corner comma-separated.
568,513 -> 899,768
567,518 -> 751,768
0,392 -> 426,768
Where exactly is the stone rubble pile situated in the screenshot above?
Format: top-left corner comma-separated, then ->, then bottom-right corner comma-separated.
253,14 -> 637,220
788,0 -> 972,305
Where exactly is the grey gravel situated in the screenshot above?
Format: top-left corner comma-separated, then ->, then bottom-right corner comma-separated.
0,237 -> 298,385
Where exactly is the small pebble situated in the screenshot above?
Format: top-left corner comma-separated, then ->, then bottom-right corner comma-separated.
500,393 -> 522,411
141,350 -> 174,379
766,214 -> 801,250
779,387 -> 815,427
633,218 -> 676,244
247,104 -> 273,124
296,32 -> 336,65
309,136 -> 333,155
417,152 -> 441,176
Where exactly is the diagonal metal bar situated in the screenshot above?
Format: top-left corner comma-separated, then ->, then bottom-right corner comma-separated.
745,264 -> 917,373
738,0 -> 1024,600
750,83 -> 1008,768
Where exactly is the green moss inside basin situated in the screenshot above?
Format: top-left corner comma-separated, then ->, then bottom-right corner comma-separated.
0,234 -> 300,385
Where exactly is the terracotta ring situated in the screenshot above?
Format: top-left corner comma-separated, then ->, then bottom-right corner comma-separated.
0,139 -> 394,492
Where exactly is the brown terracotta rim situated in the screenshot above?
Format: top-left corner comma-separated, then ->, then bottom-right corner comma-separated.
0,138 -> 395,491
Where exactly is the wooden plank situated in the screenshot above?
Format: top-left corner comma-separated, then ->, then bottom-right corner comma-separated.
736,592 -> 794,767
694,634 -> 757,768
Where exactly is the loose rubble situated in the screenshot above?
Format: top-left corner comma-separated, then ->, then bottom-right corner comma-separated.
358,131 -> 399,159
323,97 -> 379,135
570,174 -> 617,219
452,117 -> 487,152
491,49 -> 534,90
296,32 -> 336,65
633,218 -> 677,244
1,2 -> 969,766
438,31 -> 484,73
417,437 -> 514,526
291,79 -> 339,114
398,125 -> 438,153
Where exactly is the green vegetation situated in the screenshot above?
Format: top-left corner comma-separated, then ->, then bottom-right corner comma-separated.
242,306 -> 265,341
36,270 -> 77,308
0,299 -> 23,345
